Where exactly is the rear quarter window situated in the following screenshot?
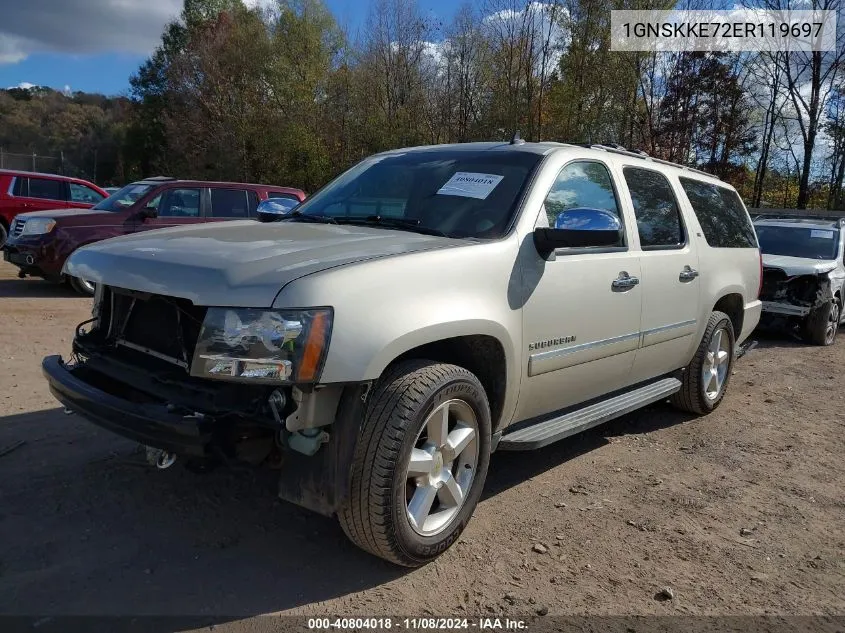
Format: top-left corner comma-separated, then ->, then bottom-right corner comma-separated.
11,177 -> 27,197
679,178 -> 757,248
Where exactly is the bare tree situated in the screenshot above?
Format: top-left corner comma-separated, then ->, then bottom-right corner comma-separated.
764,0 -> 845,208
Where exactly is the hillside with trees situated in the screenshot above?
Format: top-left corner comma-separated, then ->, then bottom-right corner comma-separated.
2,0 -> 845,209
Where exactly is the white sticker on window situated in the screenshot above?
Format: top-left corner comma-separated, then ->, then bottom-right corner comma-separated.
437,172 -> 504,200
810,229 -> 835,239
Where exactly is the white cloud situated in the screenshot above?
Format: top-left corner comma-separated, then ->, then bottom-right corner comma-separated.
482,1 -> 568,75
0,0 -> 183,65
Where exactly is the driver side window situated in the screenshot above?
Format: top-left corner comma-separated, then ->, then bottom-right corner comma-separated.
158,188 -> 200,218
544,161 -> 622,227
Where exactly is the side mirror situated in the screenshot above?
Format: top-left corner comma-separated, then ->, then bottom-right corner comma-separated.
138,199 -> 159,219
533,208 -> 623,257
257,198 -> 298,222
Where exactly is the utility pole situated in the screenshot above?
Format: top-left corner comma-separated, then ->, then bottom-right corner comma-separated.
32,151 -> 36,172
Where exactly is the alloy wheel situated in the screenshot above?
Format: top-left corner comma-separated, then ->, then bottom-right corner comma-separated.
826,302 -> 840,345
404,399 -> 479,537
702,326 -> 731,401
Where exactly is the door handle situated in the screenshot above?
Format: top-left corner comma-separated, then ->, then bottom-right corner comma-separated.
679,266 -> 699,282
611,272 -> 640,291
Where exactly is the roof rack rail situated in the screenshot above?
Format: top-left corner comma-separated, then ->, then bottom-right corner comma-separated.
143,175 -> 177,181
586,144 -> 718,179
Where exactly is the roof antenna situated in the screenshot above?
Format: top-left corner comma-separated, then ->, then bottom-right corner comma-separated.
510,130 -> 524,145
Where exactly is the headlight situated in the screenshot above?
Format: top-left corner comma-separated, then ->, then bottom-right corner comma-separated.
21,218 -> 56,235
190,308 -> 332,384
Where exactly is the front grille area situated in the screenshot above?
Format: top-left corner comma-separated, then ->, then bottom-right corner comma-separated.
760,267 -> 821,305
103,287 -> 207,369
11,218 -> 25,237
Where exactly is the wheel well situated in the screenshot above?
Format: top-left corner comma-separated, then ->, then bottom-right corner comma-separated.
392,335 -> 507,430
713,294 -> 744,337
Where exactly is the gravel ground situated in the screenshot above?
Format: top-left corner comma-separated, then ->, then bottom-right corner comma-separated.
0,261 -> 843,622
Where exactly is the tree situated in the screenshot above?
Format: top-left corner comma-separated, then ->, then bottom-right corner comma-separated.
762,0 -> 845,208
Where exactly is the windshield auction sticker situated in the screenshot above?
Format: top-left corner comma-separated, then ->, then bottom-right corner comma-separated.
437,172 -> 504,200
610,9 -> 837,52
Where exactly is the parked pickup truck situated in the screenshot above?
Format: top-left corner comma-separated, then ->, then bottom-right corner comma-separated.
755,215 -> 845,345
42,141 -> 762,566
3,176 -> 305,295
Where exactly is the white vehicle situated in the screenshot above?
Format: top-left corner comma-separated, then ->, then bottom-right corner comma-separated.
45,141 -> 762,565
755,216 -> 845,345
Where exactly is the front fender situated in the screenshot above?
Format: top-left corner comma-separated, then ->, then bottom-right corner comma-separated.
364,318 -> 517,381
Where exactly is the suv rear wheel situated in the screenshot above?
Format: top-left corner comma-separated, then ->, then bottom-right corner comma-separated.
671,311 -> 735,415
802,298 -> 840,346
339,360 -> 491,566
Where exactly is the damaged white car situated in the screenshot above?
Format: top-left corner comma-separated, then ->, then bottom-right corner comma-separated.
755,216 -> 845,345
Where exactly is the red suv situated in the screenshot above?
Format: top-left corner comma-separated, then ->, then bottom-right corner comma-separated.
0,170 -> 109,246
2,176 -> 306,295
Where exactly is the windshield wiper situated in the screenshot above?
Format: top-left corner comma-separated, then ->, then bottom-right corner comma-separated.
335,215 -> 449,237
281,210 -> 338,224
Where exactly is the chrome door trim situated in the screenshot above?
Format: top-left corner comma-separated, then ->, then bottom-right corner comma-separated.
528,320 -> 698,377
640,319 -> 697,348
528,331 -> 640,377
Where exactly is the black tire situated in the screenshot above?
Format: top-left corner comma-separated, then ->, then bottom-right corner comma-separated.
0,222 -> 7,248
670,311 -> 735,415
69,276 -> 96,296
802,298 -> 839,346
338,360 -> 492,567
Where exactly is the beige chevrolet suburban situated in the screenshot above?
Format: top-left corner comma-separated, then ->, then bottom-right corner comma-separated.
43,141 -> 762,566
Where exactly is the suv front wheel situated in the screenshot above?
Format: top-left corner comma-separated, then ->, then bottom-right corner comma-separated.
69,276 -> 96,296
802,298 -> 840,346
339,360 -> 491,566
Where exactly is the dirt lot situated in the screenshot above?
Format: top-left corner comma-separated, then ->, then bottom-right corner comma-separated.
0,260 -> 843,621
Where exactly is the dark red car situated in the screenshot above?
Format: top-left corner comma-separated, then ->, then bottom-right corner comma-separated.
2,176 -> 305,295
0,170 -> 109,246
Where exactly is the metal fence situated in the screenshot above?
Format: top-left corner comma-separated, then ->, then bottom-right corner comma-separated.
0,148 -> 64,175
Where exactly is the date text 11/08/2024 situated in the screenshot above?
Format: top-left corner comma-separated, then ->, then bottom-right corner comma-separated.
307,618 -> 530,630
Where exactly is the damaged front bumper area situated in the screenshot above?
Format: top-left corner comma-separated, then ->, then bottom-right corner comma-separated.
42,284 -> 369,516
759,267 -> 833,324
43,355 -> 213,456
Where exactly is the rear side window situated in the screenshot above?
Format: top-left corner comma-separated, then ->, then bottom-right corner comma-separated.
679,178 -> 757,248
28,177 -> 65,201
247,191 -> 259,215
268,191 -> 301,201
210,188 -> 250,218
623,167 -> 684,249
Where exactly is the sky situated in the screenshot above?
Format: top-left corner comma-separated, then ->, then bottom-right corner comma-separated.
0,0 -> 459,96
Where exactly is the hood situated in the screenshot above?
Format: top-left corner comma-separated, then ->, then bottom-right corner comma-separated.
64,221 -> 463,307
762,253 -> 839,276
15,208 -> 113,221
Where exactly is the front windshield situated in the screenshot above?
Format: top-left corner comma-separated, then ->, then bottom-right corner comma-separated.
291,150 -> 543,238
756,225 -> 840,260
92,183 -> 156,212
